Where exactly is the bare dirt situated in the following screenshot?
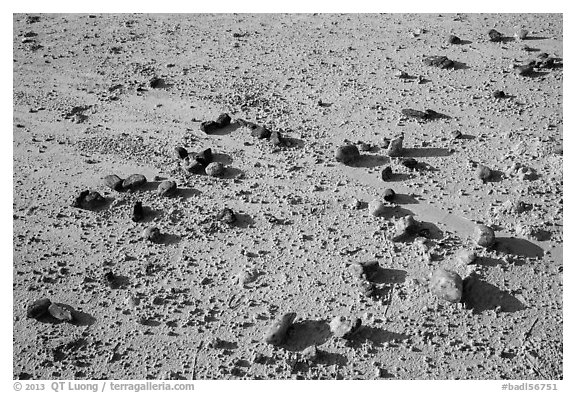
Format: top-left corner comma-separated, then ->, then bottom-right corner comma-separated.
13,13 -> 563,380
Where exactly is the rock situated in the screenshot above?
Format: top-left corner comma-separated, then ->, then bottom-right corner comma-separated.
358,279 -> 376,297
48,303 -> 73,322
515,224 -> 550,241
368,199 -> 387,217
122,174 -> 147,190
349,260 -> 380,280
381,166 -> 393,181
205,162 -> 225,177
157,180 -> 177,197
251,125 -> 271,139
394,70 -> 408,78
215,113 -> 231,127
149,77 -> 164,88
423,55 -> 454,69
516,64 -> 533,76
517,166 -> 537,181
456,249 -> 477,266
515,28 -> 529,40
142,226 -> 162,243
72,190 -> 106,209
183,158 -> 205,174
401,108 -> 427,119
402,157 -> 418,170
236,269 -> 258,287
200,121 -> 220,134
476,164 -> 492,182
103,175 -> 124,191
302,345 -> 318,362
383,188 -> 395,202
263,312 -> 296,345
488,29 -> 503,42
334,144 -> 360,164
430,269 -> 463,303
392,215 -> 419,241
132,201 -> 144,222
473,224 -> 495,248
27,298 -> 51,319
357,142 -> 371,151
447,34 -> 461,44
387,136 -> 403,157
217,208 -> 236,224
451,130 -> 463,139
329,316 -> 362,338
174,146 -> 188,160
505,162 -> 522,177
493,90 -> 506,99
270,131 -> 284,146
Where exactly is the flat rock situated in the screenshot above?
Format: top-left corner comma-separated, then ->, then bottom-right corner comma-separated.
423,55 -> 455,69
48,303 -> 73,322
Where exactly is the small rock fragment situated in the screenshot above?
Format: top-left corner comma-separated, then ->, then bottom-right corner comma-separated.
157,180 -> 177,197
142,226 -> 162,243
183,158 -> 205,174
383,188 -> 396,202
423,55 -> 455,69
392,215 -> 419,241
194,148 -> 213,166
205,162 -> 225,177
217,208 -> 236,224
200,121 -> 220,134
270,131 -> 284,146
451,130 -> 463,139
329,316 -> 362,339
122,174 -> 147,190
447,34 -> 461,44
174,146 -> 188,160
473,224 -> 495,248
27,298 -> 52,319
149,77 -> 164,88
72,190 -> 106,209
493,90 -> 506,99
387,136 -> 403,157
103,175 -> 124,191
334,144 -> 360,164
251,125 -> 271,139
516,64 -> 533,76
132,201 -> 144,222
515,28 -> 529,40
381,166 -> 393,181
476,164 -> 492,182
264,312 -> 296,345
488,29 -> 503,42
48,303 -> 73,322
456,249 -> 477,266
430,269 -> 463,303
215,113 -> 231,127
368,199 -> 387,217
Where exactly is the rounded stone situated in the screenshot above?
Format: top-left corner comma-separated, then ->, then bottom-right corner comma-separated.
368,199 -> 387,217
474,224 -> 495,248
334,144 -> 360,164
476,165 -> 492,181
383,188 -> 395,202
103,174 -> 124,191
157,180 -> 177,197
430,269 -> 463,303
456,249 -> 477,266
205,162 -> 225,177
122,174 -> 147,190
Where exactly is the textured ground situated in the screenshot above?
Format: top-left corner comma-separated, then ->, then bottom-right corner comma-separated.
13,13 -> 562,380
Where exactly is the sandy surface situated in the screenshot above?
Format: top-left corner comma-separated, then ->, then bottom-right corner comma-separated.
13,13 -> 563,380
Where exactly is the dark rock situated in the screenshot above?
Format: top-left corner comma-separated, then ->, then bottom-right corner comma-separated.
72,190 -> 106,209
493,90 -> 506,99
264,312 -> 297,345
142,226 -> 162,243
381,166 -> 393,181
423,55 -> 454,69
215,113 -> 231,127
132,201 -> 143,222
447,34 -> 461,44
217,208 -> 236,224
251,125 -> 271,139
488,29 -> 503,42
27,298 -> 52,319
383,188 -> 396,202
48,303 -> 73,322
149,77 -> 163,88
335,144 -> 360,164
103,175 -> 124,191
451,130 -> 463,139
157,180 -> 177,197
387,137 -> 403,157
402,158 -> 418,169
122,174 -> 147,190
516,64 -> 533,76
174,146 -> 188,160
194,148 -> 213,166
183,158 -> 205,174
200,121 -> 220,134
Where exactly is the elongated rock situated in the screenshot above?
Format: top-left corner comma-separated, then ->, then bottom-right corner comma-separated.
335,144 -> 360,164
122,174 -> 147,190
474,224 -> 495,248
430,269 -> 463,303
132,201 -> 143,222
264,312 -> 296,345
103,174 -> 124,191
48,303 -> 73,322
27,298 -> 51,319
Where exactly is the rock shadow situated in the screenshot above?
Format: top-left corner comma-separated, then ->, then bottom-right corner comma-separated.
281,137 -> 305,149
377,205 -> 414,220
404,147 -> 452,158
234,213 -> 255,228
136,181 -> 161,193
107,274 -> 130,289
494,237 -> 544,258
463,275 -> 526,313
370,268 -> 407,285
347,327 -> 410,348
475,256 -> 506,267
281,319 -> 331,351
523,36 -> 549,41
157,233 -> 181,245
177,188 -> 201,199
485,169 -> 505,183
383,173 -> 415,182
36,304 -> 96,326
350,154 -> 389,168
221,167 -> 244,180
393,193 -> 419,204
139,206 -> 162,223
207,122 -> 241,136
452,61 -> 470,70
212,152 -> 233,166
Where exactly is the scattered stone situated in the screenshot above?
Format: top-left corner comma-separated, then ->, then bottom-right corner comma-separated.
423,55 -> 455,69
381,166 -> 393,181
48,303 -> 73,322
122,174 -> 147,190
493,90 -> 506,99
27,298 -> 51,319
392,215 -> 419,241
72,190 -> 106,209
456,249 -> 477,266
447,34 -> 461,44
334,144 -> 360,164
132,201 -> 144,222
387,136 -> 404,157
217,208 -> 236,224
349,260 -> 380,280
473,224 -> 495,248
515,28 -> 529,40
402,158 -> 418,170
205,162 -> 225,177
368,199 -> 387,217
157,180 -> 177,196
430,269 -> 463,303
142,226 -> 162,243
329,316 -> 362,339
103,174 -> 124,191
270,131 -> 284,146
251,125 -> 271,139
383,188 -> 396,202
263,312 -> 297,345
488,29 -> 503,42
174,146 -> 188,160
476,164 -> 492,182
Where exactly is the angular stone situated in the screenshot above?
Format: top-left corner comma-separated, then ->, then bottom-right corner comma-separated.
142,226 -> 162,243
194,148 -> 213,166
383,188 -> 395,202
263,312 -> 296,345
183,158 -> 205,174
215,113 -> 231,127
488,29 -> 503,42
174,146 -> 188,160
270,131 -> 284,146
473,224 -> 495,248
217,208 -> 236,224
251,125 -> 271,139
387,137 -> 403,157
132,201 -> 143,222
329,316 -> 362,338
200,121 -> 220,134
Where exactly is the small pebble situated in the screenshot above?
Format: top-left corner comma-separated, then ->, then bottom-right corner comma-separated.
72,190 -> 106,209
205,162 -> 225,177
334,144 -> 360,164
200,121 -> 220,134
357,142 -> 371,151
430,269 -> 463,303
157,180 -> 177,196
473,224 -> 495,248
302,345 -> 318,362
264,312 -> 296,345
349,260 -> 380,280
451,130 -> 463,139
